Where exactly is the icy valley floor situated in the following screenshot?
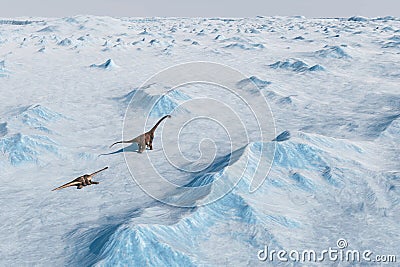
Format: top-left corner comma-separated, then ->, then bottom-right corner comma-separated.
0,16 -> 399,266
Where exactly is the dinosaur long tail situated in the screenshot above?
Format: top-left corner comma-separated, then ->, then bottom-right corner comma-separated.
109,139 -> 135,148
51,181 -> 81,191
90,166 -> 109,176
149,115 -> 171,133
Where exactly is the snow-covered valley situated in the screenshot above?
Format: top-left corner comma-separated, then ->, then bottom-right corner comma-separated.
0,15 -> 399,266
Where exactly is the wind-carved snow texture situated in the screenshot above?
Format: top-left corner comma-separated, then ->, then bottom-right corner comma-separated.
8,104 -> 64,134
58,38 -> 72,46
114,88 -> 191,117
90,59 -> 118,69
0,15 -> 399,266
20,104 -> 63,131
382,35 -> 400,49
0,60 -> 9,77
348,16 -> 369,22
0,20 -> 41,25
0,122 -> 8,137
37,25 -> 58,32
272,130 -> 291,142
0,105 -> 64,165
0,133 -> 59,165
314,45 -> 351,59
269,59 -> 325,72
237,76 -> 272,89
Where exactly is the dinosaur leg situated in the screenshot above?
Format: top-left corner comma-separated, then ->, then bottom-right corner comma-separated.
138,142 -> 146,153
77,184 -> 83,189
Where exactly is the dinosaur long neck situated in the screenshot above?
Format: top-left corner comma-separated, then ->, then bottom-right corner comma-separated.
90,166 -> 108,176
149,115 -> 170,134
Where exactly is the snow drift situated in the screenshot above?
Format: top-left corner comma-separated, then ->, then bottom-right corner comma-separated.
269,58 -> 325,72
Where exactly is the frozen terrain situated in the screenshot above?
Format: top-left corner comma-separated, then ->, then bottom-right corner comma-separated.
0,15 -> 399,266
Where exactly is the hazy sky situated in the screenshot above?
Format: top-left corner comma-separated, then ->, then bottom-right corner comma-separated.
1,0 -> 399,18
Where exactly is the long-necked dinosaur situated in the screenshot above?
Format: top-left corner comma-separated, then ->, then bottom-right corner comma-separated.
110,115 -> 171,153
52,167 -> 108,191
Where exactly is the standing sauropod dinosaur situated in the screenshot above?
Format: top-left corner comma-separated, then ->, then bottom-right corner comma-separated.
52,167 -> 108,191
110,115 -> 171,153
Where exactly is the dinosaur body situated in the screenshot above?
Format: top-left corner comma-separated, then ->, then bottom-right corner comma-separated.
52,167 -> 108,191
110,115 -> 171,152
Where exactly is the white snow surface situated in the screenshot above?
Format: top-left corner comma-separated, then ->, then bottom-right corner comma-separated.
0,16 -> 399,266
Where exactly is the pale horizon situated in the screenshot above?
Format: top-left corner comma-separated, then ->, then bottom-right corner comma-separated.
0,0 -> 399,18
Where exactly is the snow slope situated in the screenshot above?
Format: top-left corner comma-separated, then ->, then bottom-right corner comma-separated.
0,15 -> 399,266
